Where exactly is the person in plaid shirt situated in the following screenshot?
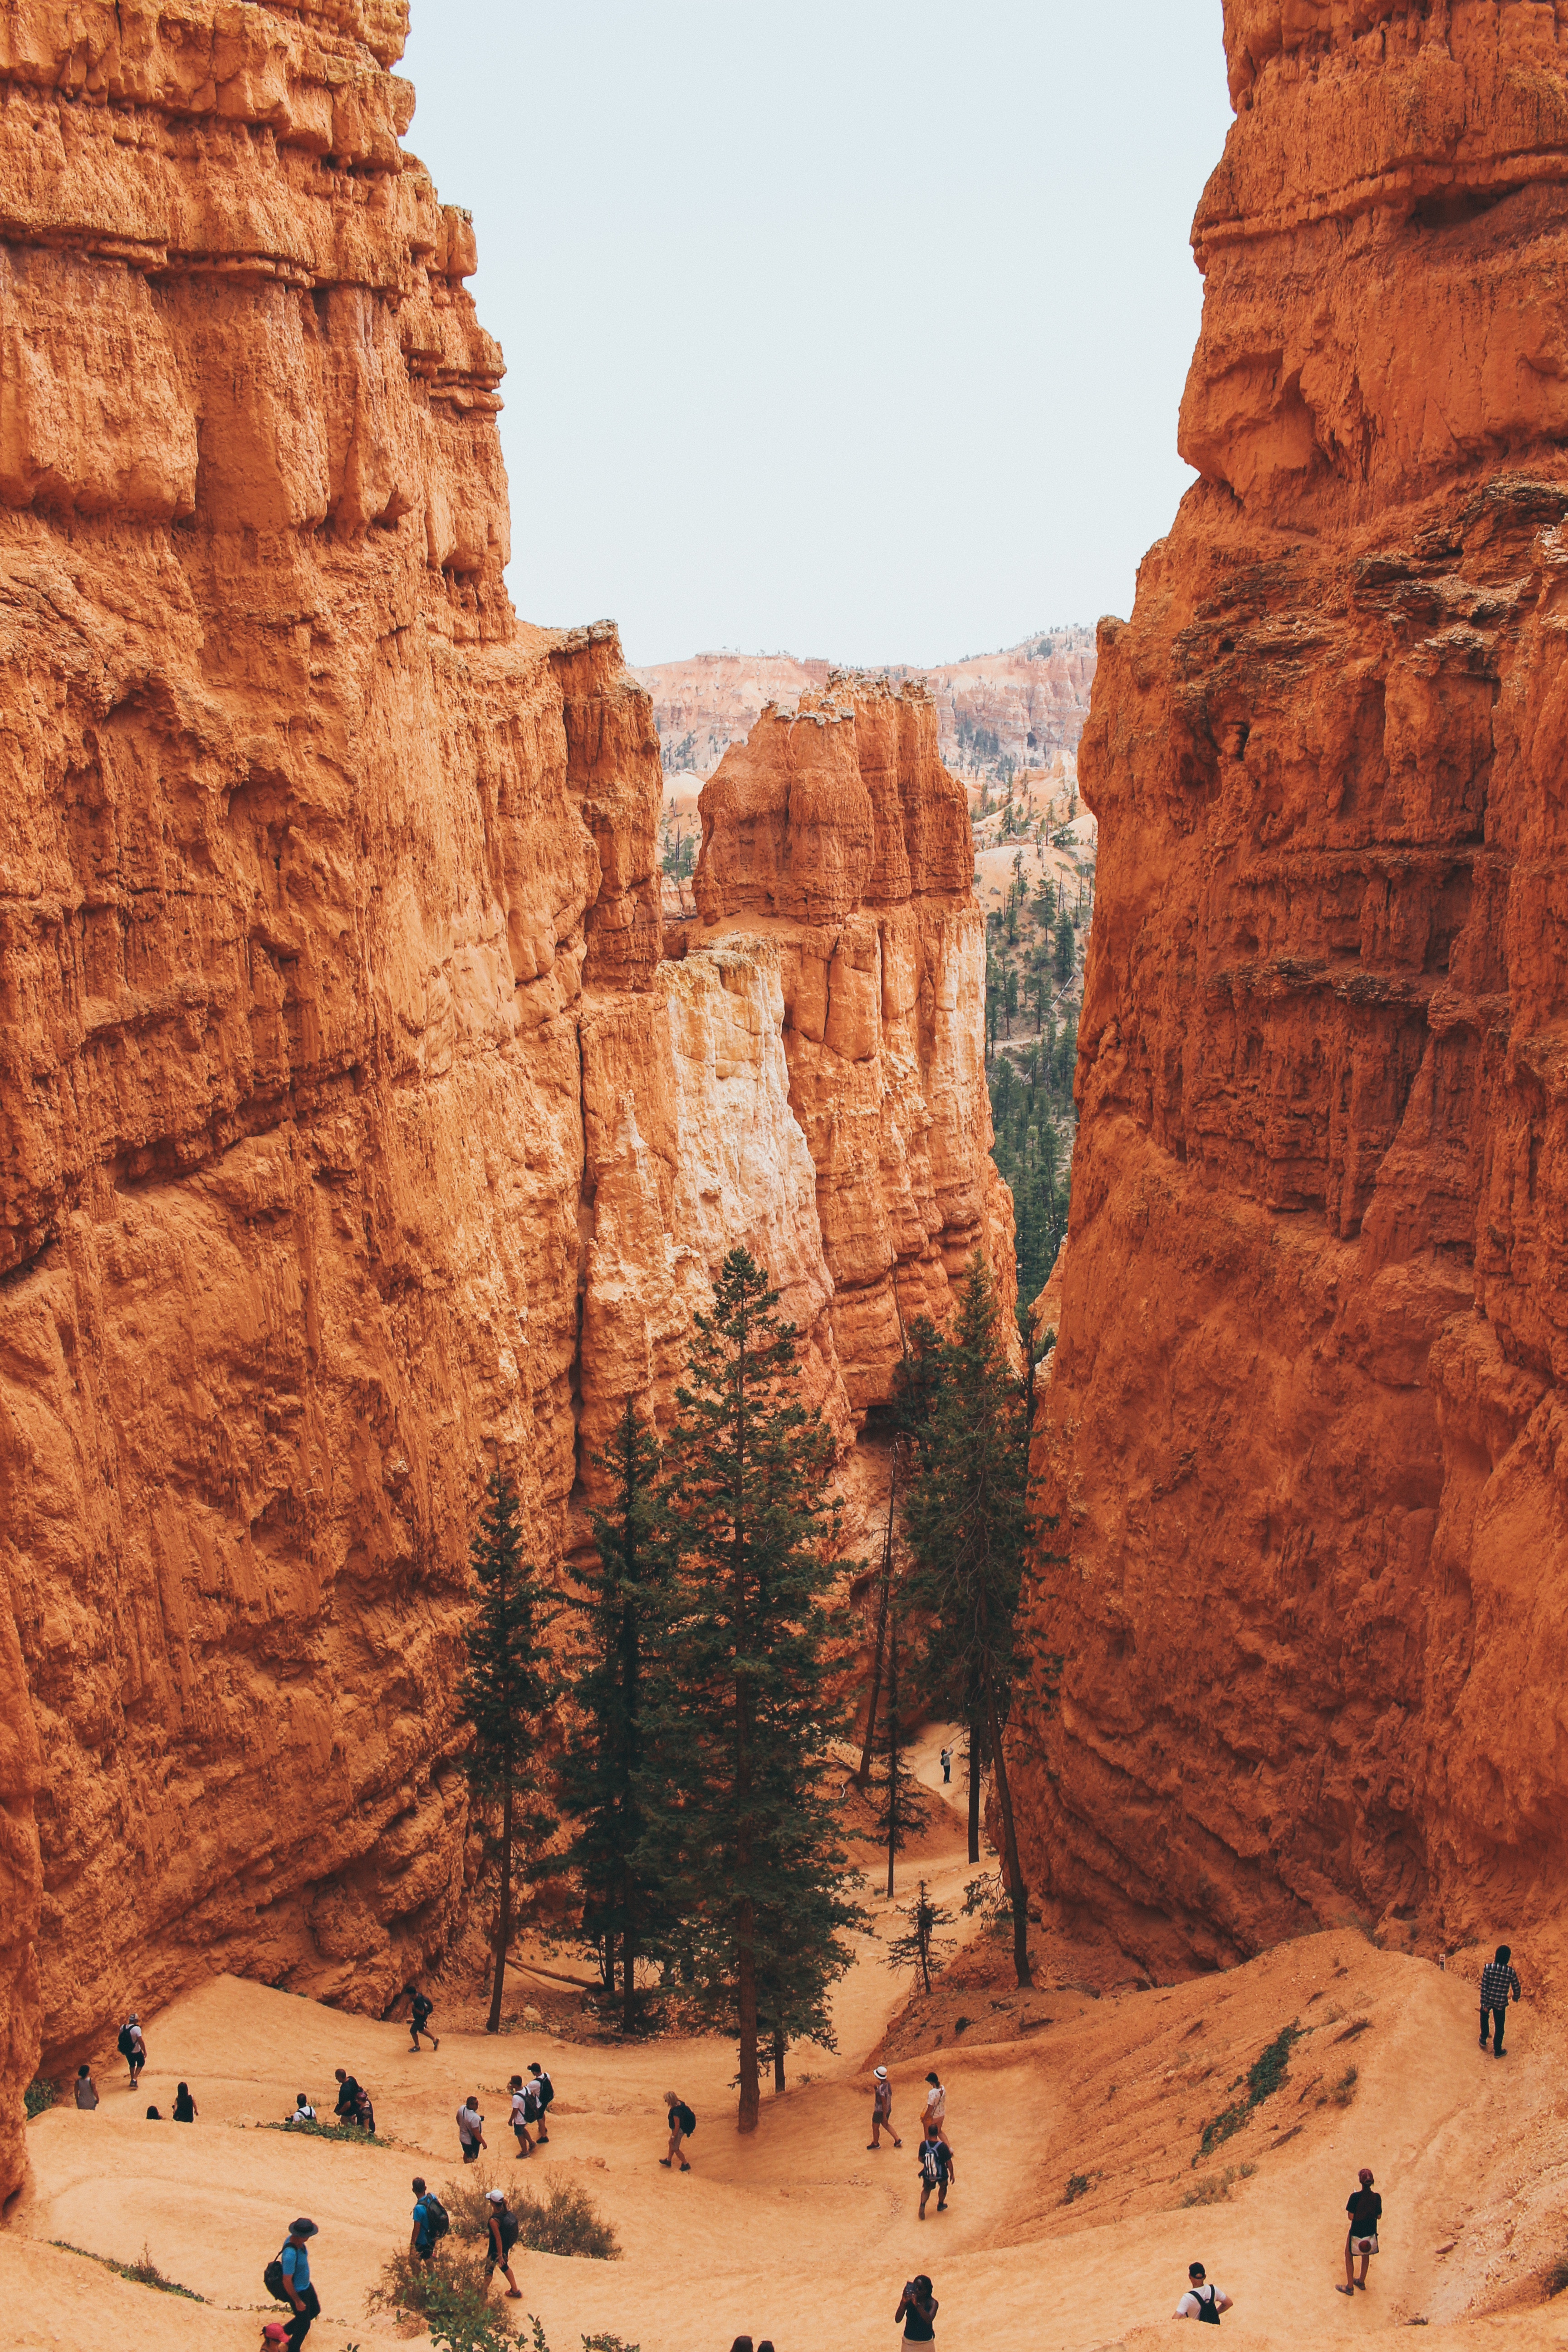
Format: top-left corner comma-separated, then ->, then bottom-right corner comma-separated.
1479,1945 -> 1521,2056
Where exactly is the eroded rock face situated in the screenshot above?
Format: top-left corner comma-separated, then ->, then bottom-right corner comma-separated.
0,5 -> 1008,2191
1013,2 -> 1568,1974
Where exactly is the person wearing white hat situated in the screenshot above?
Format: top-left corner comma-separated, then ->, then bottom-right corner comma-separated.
868,2064 -> 902,2150
484,2188 -> 523,2299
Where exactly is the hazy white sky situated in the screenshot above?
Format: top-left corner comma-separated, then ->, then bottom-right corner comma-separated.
399,1 -> 1231,669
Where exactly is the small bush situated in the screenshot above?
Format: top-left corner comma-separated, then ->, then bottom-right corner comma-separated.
1333,2018 -> 1372,2044
1197,2022 -> 1300,2159
1544,2247 -> 1568,2299
582,2337 -> 641,2352
368,2246 -> 509,2342
440,2164 -> 621,2261
24,2078 -> 55,2120
264,2115 -> 392,2148
1333,2067 -> 1359,2107
1184,2167 -> 1236,2208
50,2240 -> 204,2302
1063,2172 -> 1092,2204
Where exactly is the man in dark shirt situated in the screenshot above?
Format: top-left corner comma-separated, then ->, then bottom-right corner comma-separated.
1480,1946 -> 1521,2057
1340,2169 -> 1382,2294
917,2127 -> 955,2218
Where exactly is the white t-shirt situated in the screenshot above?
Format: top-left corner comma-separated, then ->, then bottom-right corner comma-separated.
1176,2287 -> 1225,2319
924,2082 -> 946,2120
457,2104 -> 482,2144
510,2092 -> 529,2125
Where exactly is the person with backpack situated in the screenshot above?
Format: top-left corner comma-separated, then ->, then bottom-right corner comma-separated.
869,2065 -> 902,2149
285,2093 -> 316,2126
917,2127 -> 954,2218
1339,2168 -> 1382,2293
896,2274 -> 938,2346
406,1985 -> 439,2053
1480,1945 -> 1522,2057
333,2069 -> 361,2123
117,2015 -> 146,2090
661,2091 -> 695,2170
1175,2262 -> 1231,2320
456,2094 -> 486,2162
74,2064 -> 100,2111
529,2060 -> 554,2143
508,2073 -> 535,2158
266,2218 -> 319,2349
409,2176 -> 448,2264
172,2080 -> 198,2123
484,2188 -> 524,2300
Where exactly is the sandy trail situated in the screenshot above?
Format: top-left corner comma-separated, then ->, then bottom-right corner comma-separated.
6,1726 -> 1568,2352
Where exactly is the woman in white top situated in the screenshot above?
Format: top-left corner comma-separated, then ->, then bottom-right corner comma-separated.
921,2071 -> 951,2150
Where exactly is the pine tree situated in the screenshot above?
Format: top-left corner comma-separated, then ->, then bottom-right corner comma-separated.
558,1397 -> 673,2034
1054,906 -> 1076,989
458,1471 -> 558,2034
885,1879 -> 957,1996
872,1595 -> 926,1898
903,1254 -> 1035,1986
652,1248 -> 862,2131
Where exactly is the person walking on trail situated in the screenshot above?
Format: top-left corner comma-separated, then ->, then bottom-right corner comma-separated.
457,2094 -> 486,2162
917,2128 -> 954,2218
74,2064 -> 99,2111
529,2060 -> 554,2142
173,2080 -> 198,2123
661,2091 -> 695,2170
484,2188 -> 524,2300
279,2218 -> 320,2350
940,1746 -> 952,1786
410,2177 -> 438,2265
1175,2262 -> 1231,2320
868,2065 -> 902,2149
1480,1945 -> 1522,2057
333,2069 -> 361,2123
896,2274 -> 938,2347
509,2074 -> 535,2158
406,1985 -> 439,2053
1339,2168 -> 1382,2293
118,2014 -> 146,2090
921,2071 -> 951,2150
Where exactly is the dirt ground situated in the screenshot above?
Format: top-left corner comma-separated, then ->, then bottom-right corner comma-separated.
7,1723 -> 1568,2352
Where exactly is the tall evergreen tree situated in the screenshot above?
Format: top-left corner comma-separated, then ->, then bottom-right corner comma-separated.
872,1597 -> 925,1898
885,1879 -> 957,1996
558,1397 -> 673,2034
651,1249 -> 862,2131
458,1471 -> 557,2034
903,1254 -> 1035,1986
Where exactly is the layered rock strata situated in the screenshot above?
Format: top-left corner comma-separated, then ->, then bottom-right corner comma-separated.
1014,0 -> 1568,1974
0,2 -> 1008,2196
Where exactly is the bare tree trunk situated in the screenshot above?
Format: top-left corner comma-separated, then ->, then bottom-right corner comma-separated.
885,1610 -> 901,1900
965,1706 -> 983,1866
857,1452 -> 897,1786
622,1856 -> 637,2035
987,1680 -> 1033,1989
487,1776 -> 513,2034
737,1896 -> 760,2132
772,2024 -> 786,2096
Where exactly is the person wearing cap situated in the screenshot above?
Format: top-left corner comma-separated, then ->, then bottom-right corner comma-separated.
868,2065 -> 902,2150
1174,2261 -> 1231,2319
484,2188 -> 523,2300
279,2218 -> 319,2348
1340,2168 -> 1382,2294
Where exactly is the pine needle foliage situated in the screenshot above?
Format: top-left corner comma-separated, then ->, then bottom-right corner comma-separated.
458,1471 -> 558,2034
559,1397 -> 674,2032
885,1878 -> 957,1996
650,1248 -> 863,2131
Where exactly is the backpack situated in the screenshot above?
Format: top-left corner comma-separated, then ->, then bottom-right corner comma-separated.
263,2250 -> 289,2302
920,2141 -> 946,2184
676,2101 -> 696,2137
422,2193 -> 451,2244
116,2024 -> 134,2060
1193,2287 -> 1220,2325
497,2209 -> 520,2255
536,2071 -> 554,2109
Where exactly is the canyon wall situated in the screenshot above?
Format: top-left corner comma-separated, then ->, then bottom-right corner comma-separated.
1014,0 -> 1568,1975
0,0 -> 1007,2198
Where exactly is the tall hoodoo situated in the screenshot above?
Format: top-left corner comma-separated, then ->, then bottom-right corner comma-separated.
0,2 -> 1010,2196
1015,1 -> 1568,1971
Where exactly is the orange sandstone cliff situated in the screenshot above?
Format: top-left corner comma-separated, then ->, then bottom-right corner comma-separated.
1013,0 -> 1568,1976
0,2 -> 1007,2200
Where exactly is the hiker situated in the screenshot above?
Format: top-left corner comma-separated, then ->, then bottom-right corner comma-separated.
353,2083 -> 375,2134
661,2090 -> 695,2170
484,2187 -> 524,2300
1340,2168 -> 1382,2293
921,2070 -> 951,2149
74,2064 -> 99,2111
333,2068 -> 361,2122
145,2104 -> 162,2119
457,2093 -> 486,2162
173,2080 -> 198,2123
261,2326 -> 290,2350
1175,2262 -> 1231,2320
277,2217 -> 320,2350
940,1746 -> 952,1785
285,2093 -> 316,2126
917,2127 -> 954,2218
118,2014 -> 146,2089
509,2073 -> 535,2158
869,2064 -> 902,2150
410,2176 -> 437,2265
406,1984 -> 439,2052
896,2274 -> 938,2346
1480,1945 -> 1522,2058
529,2060 -> 554,2142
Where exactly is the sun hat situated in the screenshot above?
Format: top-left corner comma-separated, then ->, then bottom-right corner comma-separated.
874,2065 -> 888,2079
486,2188 -> 505,2202
289,2218 -> 318,2238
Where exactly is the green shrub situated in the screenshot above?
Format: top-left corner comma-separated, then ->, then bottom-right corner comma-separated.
440,2163 -> 621,2260
263,2115 -> 392,2148
24,2078 -> 55,2120
50,2240 -> 204,2302
368,2246 -> 510,2342
1197,2023 -> 1301,2159
1063,2172 -> 1092,2204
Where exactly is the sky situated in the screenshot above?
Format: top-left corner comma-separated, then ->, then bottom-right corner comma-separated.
399,1 -> 1232,670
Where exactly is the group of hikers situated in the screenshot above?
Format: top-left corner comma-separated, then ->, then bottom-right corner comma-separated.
454,2063 -> 556,2162
1168,2164 -> 1380,2328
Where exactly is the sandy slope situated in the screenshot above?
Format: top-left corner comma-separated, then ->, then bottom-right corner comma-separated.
6,1727 -> 1568,2352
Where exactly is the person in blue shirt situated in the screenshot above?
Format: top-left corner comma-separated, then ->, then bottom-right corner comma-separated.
410,2177 -> 435,2264
280,2218 -> 319,2349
